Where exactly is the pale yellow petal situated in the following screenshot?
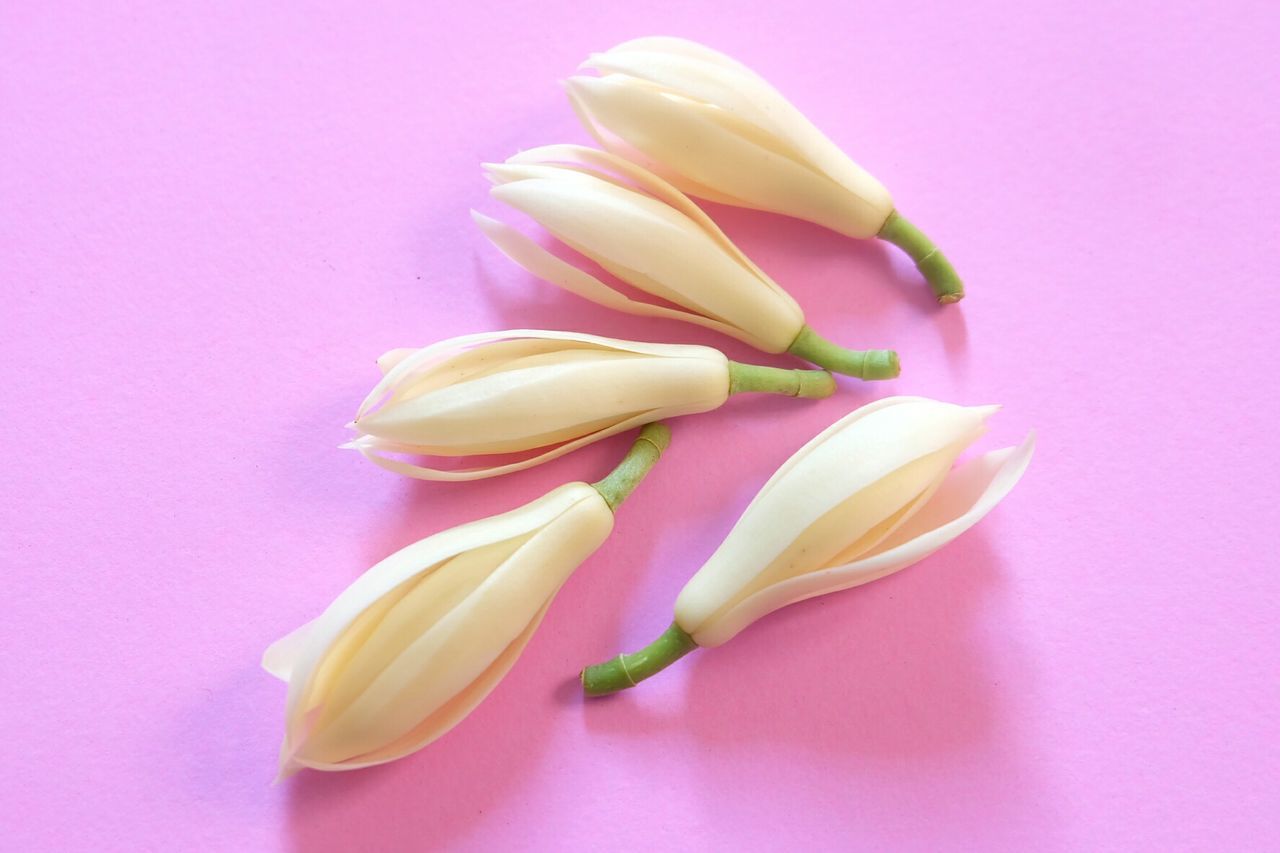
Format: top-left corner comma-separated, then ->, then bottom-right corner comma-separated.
472,212 -> 759,346
696,433 -> 1035,647
675,400 -> 995,637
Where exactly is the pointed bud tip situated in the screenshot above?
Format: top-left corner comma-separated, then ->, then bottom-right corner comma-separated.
563,75 -> 597,96
274,756 -> 304,784
376,348 -> 417,373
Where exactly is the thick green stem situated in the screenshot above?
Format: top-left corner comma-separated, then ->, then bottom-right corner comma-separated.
877,210 -> 965,304
786,325 -> 900,380
581,621 -> 697,696
727,361 -> 835,399
590,423 -> 671,512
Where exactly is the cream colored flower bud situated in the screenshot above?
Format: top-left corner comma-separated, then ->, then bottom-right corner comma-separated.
581,398 -> 1033,694
263,483 -> 611,773
346,329 -> 834,481
477,145 -> 801,353
676,397 -> 1033,646
474,146 -> 899,379
265,425 -> 671,773
566,37 -> 964,303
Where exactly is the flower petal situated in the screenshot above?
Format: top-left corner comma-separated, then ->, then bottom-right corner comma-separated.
506,144 -> 793,304
695,431 -> 1035,646
583,50 -> 804,157
589,45 -> 889,208
294,492 -> 613,765
376,348 -> 417,375
596,36 -> 760,76
675,400 -> 996,639
357,347 -> 725,452
565,74 -> 890,237
351,409 -> 669,482
358,327 -> 730,421
489,174 -> 803,351
471,212 -> 765,348
262,618 -> 318,682
277,483 -> 601,740
328,599 -> 554,770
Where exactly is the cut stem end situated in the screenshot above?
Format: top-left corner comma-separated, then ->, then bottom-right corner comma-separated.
878,210 -> 965,304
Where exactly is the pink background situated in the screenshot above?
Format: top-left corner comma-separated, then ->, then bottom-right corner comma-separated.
3,2 -> 1277,850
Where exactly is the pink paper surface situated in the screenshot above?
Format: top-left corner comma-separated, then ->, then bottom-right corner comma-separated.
3,2 -> 1277,850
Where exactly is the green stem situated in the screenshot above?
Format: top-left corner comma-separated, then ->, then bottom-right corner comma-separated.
581,621 -> 697,696
727,362 -> 835,399
590,423 -> 671,512
786,325 -> 900,380
877,210 -> 965,304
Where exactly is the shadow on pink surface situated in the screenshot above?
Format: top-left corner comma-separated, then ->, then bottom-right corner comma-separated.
699,200 -> 936,318
279,528 -> 1055,851
935,306 -> 971,379
282,698 -> 550,851
585,532 -> 1016,754
590,531 -> 1058,843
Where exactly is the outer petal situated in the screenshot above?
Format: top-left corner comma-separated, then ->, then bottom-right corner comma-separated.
357,349 -> 726,451
490,172 -> 803,351
472,212 -> 755,346
505,145 -> 794,303
348,329 -> 727,479
588,45 -> 889,212
601,36 -> 761,77
566,74 -> 891,238
358,329 -> 730,421
276,483 -> 601,750
371,337 -> 617,414
674,400 -> 996,637
291,490 -> 614,766
262,618 -> 317,682
692,432 -> 1036,647
376,348 -> 417,375
318,599 -> 554,770
583,50 -> 807,158
348,409 -> 668,482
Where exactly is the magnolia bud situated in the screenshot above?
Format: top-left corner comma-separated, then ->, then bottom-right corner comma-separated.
581,399 -> 1033,694
266,425 -> 671,772
474,146 -> 899,379
567,37 -> 964,303
346,330 -> 833,480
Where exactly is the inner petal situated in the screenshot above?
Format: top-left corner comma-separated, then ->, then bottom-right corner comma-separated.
703,447 -> 959,628
380,338 -> 610,411
305,531 -> 535,735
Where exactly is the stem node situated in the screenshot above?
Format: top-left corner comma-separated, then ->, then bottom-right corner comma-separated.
786,326 -> 900,380
727,362 -> 835,398
581,622 -> 698,696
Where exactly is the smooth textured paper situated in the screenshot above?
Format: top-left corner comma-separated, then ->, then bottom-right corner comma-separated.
2,2 -> 1277,850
